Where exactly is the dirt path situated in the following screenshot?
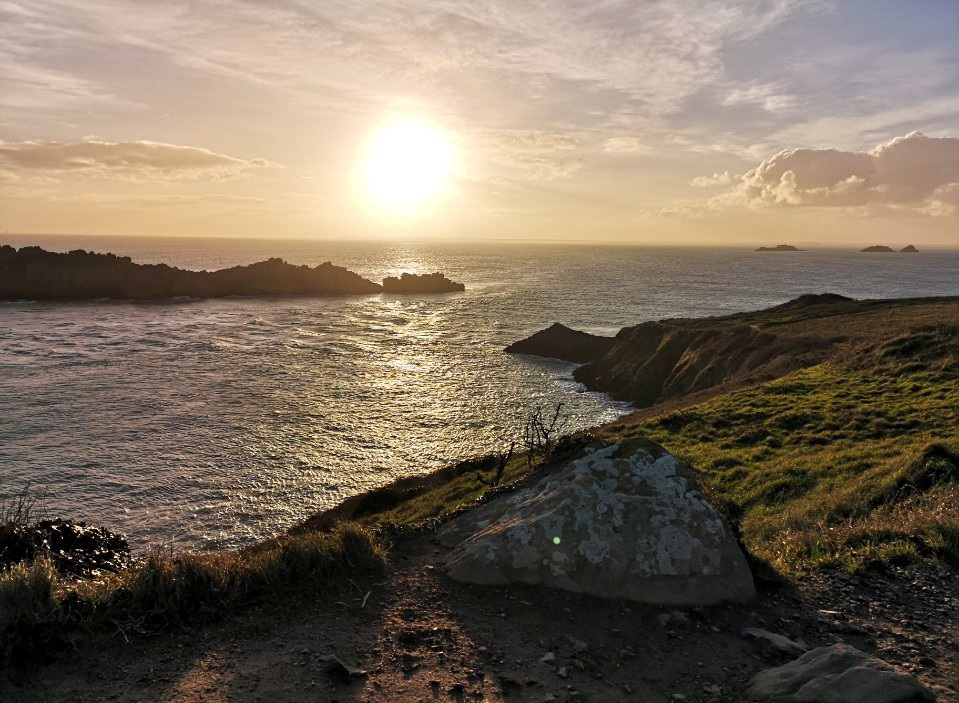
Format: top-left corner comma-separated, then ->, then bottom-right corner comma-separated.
4,534 -> 956,702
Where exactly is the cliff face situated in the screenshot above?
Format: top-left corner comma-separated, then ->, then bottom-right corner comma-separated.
0,245 -> 382,300
505,323 -> 615,364
572,321 -> 836,406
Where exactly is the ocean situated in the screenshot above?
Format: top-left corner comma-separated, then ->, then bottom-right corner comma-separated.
2,234 -> 957,550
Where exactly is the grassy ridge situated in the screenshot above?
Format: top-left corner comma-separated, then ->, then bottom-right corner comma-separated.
609,325 -> 959,572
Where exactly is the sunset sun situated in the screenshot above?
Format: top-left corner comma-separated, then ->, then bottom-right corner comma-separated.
363,118 -> 453,212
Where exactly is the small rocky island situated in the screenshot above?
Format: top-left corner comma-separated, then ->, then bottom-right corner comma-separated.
0,245 -> 464,300
755,244 -> 803,251
382,272 -> 465,294
901,244 -> 919,252
861,245 -> 896,252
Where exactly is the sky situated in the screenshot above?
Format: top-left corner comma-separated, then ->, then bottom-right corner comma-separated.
1,0 -> 958,246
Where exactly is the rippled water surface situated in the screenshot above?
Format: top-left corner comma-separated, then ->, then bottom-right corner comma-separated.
2,235 -> 957,549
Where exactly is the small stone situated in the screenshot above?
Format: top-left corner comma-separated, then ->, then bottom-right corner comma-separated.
557,667 -> 568,679
540,652 -> 556,663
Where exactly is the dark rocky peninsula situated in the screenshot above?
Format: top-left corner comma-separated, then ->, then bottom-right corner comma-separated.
382,272 -> 465,293
755,244 -> 803,251
861,245 -> 895,252
507,293 -> 959,408
504,322 -> 614,364
0,245 -> 464,301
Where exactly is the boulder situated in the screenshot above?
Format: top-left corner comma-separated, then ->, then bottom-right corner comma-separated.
438,440 -> 755,605
748,643 -> 935,703
505,323 -> 615,364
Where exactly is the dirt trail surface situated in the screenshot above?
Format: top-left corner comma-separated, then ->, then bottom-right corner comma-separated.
4,534 -> 956,703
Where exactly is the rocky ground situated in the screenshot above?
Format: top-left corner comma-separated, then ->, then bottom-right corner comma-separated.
4,532 -> 955,703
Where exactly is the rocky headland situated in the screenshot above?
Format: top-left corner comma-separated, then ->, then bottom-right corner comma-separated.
755,244 -> 803,251
0,245 -> 465,300
506,293 -> 958,409
505,322 -> 615,364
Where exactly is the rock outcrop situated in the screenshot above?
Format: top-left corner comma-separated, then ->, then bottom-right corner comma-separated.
756,245 -> 803,251
0,517 -> 131,577
505,323 -> 615,364
861,245 -> 895,252
0,245 -> 382,300
382,272 -> 465,294
748,643 -> 935,703
900,245 -> 918,252
438,440 -> 755,605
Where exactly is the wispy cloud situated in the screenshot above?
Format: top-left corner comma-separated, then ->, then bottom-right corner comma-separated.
0,139 -> 277,180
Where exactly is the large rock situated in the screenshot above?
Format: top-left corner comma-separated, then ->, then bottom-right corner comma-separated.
439,440 -> 755,605
505,323 -> 615,364
748,643 -> 935,703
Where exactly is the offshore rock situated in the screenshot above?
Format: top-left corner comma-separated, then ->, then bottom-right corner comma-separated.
382,272 -> 465,293
439,440 -> 755,605
505,323 -> 615,364
748,643 -> 935,703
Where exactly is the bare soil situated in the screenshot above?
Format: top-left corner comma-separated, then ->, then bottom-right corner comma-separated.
4,533 -> 956,703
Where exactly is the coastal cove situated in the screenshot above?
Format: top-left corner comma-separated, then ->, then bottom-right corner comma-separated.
2,235 -> 958,551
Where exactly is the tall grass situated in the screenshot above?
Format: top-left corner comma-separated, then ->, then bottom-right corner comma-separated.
0,523 -> 386,666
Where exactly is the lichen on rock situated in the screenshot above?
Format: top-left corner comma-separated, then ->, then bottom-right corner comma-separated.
438,440 -> 755,605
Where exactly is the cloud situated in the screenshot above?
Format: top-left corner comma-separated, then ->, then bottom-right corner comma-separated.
479,129 -> 583,180
495,154 -> 584,181
0,139 -> 277,180
482,130 -> 579,152
690,171 -> 735,187
700,132 -> 959,216
603,137 -> 643,154
721,82 -> 798,114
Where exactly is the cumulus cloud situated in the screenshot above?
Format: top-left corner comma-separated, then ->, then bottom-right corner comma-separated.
690,171 -> 735,187
603,137 -> 643,154
0,139 -> 276,180
707,132 -> 959,216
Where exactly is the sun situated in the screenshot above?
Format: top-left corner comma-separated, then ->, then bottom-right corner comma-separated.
363,118 -> 453,212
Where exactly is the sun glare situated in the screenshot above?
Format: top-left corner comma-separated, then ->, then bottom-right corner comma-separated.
364,118 -> 453,213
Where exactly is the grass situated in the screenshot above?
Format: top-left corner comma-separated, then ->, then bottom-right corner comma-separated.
0,523 -> 386,667
606,324 -> 959,573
